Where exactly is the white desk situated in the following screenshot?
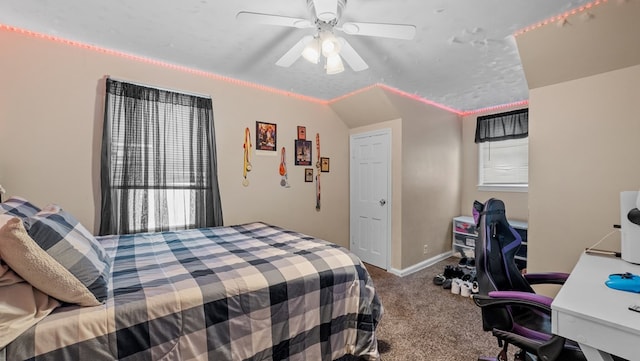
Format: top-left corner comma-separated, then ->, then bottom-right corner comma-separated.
552,252 -> 640,361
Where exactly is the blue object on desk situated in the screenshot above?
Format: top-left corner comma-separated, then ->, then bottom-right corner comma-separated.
605,272 -> 640,293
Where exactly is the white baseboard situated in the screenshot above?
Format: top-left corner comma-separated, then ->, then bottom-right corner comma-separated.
389,251 -> 453,277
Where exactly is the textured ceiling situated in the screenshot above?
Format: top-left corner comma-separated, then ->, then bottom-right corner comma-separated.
0,0 -> 593,112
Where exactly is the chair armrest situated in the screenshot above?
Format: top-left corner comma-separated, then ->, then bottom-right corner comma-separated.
473,291 -> 553,310
524,272 -> 569,285
491,329 -> 569,361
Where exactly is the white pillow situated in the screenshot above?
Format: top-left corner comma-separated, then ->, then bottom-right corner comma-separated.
0,259 -> 60,348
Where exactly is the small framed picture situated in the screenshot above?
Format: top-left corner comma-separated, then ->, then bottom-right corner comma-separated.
297,126 -> 306,140
256,121 -> 277,152
294,140 -> 312,166
320,157 -> 330,172
305,168 -> 314,182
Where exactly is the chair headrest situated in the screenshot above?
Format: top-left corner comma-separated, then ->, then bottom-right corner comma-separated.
474,198 -> 507,226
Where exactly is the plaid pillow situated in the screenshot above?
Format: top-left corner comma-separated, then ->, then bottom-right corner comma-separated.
0,196 -> 41,219
0,215 -> 100,306
24,205 -> 111,304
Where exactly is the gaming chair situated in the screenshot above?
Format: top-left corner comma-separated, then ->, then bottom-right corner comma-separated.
472,198 -> 585,361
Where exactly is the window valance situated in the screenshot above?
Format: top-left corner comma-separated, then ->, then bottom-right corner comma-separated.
474,109 -> 528,143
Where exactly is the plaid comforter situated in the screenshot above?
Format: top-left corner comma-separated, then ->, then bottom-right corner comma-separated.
6,222 -> 383,361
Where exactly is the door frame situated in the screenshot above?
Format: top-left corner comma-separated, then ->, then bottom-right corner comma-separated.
349,128 -> 392,271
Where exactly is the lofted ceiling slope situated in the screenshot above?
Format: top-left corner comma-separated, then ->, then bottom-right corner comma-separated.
517,0 -> 640,90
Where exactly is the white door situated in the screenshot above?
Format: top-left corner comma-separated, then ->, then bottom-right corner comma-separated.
350,129 -> 391,269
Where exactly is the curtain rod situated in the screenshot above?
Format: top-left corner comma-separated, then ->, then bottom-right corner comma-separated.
106,76 -> 212,99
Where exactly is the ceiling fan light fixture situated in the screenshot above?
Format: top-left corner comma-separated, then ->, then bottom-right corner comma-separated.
302,37 -> 321,64
239,0 -> 414,74
320,31 -> 341,57
325,54 -> 344,74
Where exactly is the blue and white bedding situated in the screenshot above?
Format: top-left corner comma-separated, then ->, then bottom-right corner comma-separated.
6,222 -> 383,361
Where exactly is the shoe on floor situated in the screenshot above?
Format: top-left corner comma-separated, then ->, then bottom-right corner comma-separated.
452,266 -> 465,279
458,257 -> 468,268
451,278 -> 462,294
471,281 -> 479,294
466,258 -> 476,270
443,265 -> 455,279
433,274 -> 446,285
460,281 -> 472,297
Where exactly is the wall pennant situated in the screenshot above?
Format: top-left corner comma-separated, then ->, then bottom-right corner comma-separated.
315,133 -> 321,210
279,147 -> 290,188
242,127 -> 252,187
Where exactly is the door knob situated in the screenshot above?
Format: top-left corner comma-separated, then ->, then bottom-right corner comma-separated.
379,199 -> 386,206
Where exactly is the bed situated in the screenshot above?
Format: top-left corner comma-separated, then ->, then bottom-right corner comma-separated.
0,198 -> 382,361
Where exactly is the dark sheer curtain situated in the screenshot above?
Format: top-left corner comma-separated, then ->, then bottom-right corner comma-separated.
474,109 -> 528,143
100,78 -> 223,235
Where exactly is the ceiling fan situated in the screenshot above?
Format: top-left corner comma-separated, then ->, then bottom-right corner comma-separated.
237,0 -> 417,74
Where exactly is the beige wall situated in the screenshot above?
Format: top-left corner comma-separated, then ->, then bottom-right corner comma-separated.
0,28 -> 350,247
389,95 -> 461,269
516,0 -> 640,278
460,108 -> 529,222
528,64 -> 640,274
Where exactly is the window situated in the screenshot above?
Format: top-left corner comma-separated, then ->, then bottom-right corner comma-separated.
475,109 -> 528,192
479,137 -> 528,189
99,79 -> 223,235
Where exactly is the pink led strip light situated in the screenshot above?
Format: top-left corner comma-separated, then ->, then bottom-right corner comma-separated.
0,0 -> 604,115
0,24 -> 327,105
515,0 -> 607,36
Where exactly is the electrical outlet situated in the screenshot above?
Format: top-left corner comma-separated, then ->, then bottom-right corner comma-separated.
423,245 -> 428,255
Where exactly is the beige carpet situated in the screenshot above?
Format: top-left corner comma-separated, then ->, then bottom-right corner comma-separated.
366,258 -> 510,361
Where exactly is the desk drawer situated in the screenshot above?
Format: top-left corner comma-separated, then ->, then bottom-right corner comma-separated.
553,310 -> 636,360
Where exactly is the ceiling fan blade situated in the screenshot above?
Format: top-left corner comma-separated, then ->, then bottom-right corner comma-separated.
276,35 -> 314,68
312,0 -> 339,21
236,11 -> 313,28
338,38 -> 368,72
339,22 -> 417,40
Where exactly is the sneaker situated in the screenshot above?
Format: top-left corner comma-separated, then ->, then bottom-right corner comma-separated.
451,278 -> 462,294
433,274 -> 446,286
443,265 -> 465,279
458,257 -> 468,268
460,281 -> 472,297
466,258 -> 476,270
452,266 -> 465,279
443,265 -> 455,279
442,278 -> 452,289
462,269 -> 476,282
471,281 -> 479,295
